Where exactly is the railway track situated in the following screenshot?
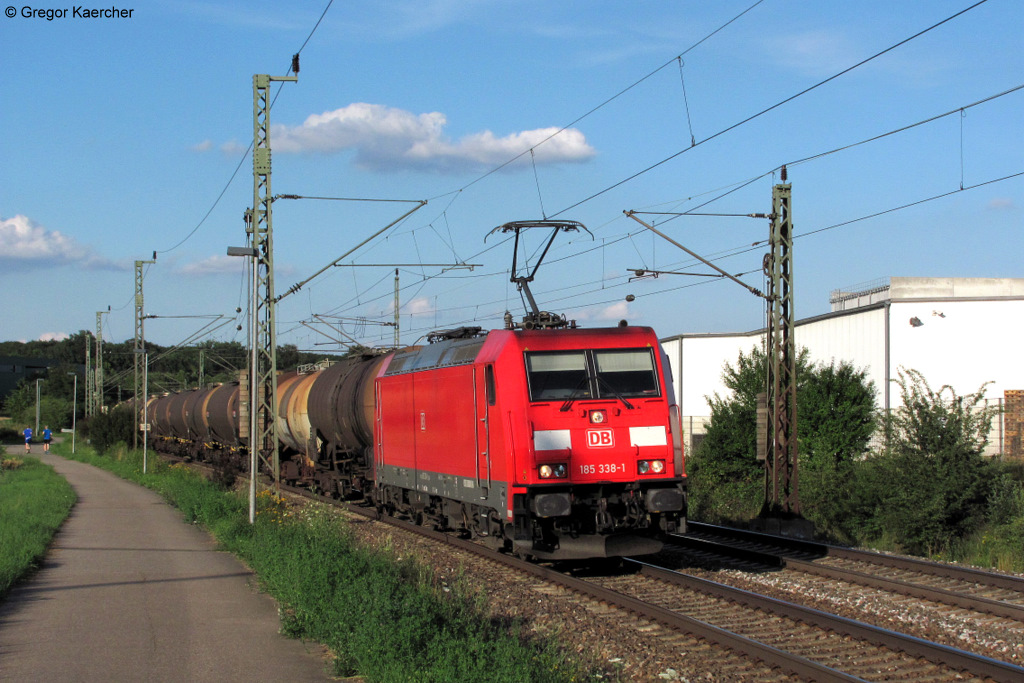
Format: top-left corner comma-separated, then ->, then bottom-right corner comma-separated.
169,459 -> 1024,681
275,480 -> 1024,681
677,521 -> 1024,622
610,559 -> 1023,682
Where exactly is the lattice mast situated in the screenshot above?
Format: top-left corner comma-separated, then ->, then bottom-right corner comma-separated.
763,168 -> 799,515
95,311 -> 106,415
245,64 -> 297,482
84,334 -> 93,418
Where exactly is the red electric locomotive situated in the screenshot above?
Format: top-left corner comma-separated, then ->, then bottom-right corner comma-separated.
372,324 -> 686,560
148,220 -> 686,560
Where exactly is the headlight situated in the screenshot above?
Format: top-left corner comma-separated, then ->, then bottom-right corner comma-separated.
638,460 -> 666,475
589,410 -> 606,424
539,464 -> 568,479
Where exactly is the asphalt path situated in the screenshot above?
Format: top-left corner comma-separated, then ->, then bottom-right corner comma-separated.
0,451 -> 333,681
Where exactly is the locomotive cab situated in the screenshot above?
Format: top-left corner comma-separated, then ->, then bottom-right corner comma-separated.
504,327 -> 687,560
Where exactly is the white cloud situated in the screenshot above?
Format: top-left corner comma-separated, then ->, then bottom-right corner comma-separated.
191,139 -> 213,152
178,254 -> 247,276
220,141 -> 248,156
764,29 -> 947,84
38,332 -> 70,342
570,300 -> 637,324
271,103 -> 596,172
766,30 -> 861,77
987,197 -> 1017,211
403,297 -> 436,316
176,254 -> 297,279
0,215 -> 120,270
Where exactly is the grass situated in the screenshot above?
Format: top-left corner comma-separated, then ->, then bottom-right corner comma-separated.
58,441 -> 590,682
0,455 -> 77,599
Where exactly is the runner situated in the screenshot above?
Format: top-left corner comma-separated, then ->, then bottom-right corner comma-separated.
43,426 -> 53,452
23,426 -> 32,453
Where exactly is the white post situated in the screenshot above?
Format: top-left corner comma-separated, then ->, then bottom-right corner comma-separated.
35,378 -> 42,437
69,373 -> 77,454
143,352 -> 149,473
249,250 -> 258,524
227,245 -> 260,524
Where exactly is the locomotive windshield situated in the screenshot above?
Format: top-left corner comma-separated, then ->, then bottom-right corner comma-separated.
526,351 -> 590,401
526,348 -> 660,401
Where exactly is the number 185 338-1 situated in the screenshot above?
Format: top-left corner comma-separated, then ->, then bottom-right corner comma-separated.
579,463 -> 626,475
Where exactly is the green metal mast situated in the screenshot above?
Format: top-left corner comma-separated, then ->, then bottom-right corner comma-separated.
763,168 -> 800,517
95,310 -> 106,415
246,67 -> 296,482
85,333 -> 93,418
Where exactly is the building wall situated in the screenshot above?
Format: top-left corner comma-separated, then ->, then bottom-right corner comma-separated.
0,357 -> 62,407
661,292 -> 1024,458
888,299 -> 1024,402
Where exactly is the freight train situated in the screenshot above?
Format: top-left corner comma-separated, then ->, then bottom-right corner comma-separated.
147,324 -> 686,560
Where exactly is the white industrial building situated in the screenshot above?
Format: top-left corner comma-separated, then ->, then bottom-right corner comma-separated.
660,277 -> 1024,458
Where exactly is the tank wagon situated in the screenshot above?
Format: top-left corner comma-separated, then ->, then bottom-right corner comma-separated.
148,325 -> 686,560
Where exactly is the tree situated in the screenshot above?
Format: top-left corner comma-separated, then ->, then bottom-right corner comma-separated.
2,365 -> 79,429
800,361 -> 876,468
865,368 -> 1000,554
688,345 -> 877,531
82,405 -> 137,453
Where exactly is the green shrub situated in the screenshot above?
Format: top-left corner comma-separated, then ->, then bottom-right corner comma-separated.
869,369 -> 1001,555
81,406 -> 137,453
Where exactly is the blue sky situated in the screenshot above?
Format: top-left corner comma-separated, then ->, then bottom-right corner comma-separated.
2,0 -> 1021,351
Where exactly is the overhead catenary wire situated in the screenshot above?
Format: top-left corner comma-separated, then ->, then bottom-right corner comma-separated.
154,0 -> 336,256
334,166 -> 1023,343
550,0 -> 992,218
308,75 -> 1022,344
433,0 -> 769,199
270,2 -> 773,332
139,1 -> 1007,352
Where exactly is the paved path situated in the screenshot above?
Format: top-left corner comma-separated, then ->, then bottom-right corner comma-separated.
0,452 -> 332,682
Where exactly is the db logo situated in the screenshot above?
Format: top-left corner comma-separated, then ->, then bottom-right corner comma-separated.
587,429 -> 614,448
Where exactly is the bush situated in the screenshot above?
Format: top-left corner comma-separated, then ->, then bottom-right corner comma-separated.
867,368 -> 1001,555
0,426 -> 22,444
688,346 -> 876,533
81,406 -> 137,453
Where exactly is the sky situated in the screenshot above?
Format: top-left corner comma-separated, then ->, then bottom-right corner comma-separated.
1,0 -> 1021,353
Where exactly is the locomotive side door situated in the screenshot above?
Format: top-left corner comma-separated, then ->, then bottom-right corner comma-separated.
475,364 -> 494,488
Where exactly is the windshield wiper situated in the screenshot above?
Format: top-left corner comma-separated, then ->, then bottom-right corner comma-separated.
559,376 -> 593,412
596,376 -> 635,410
560,375 -> 635,411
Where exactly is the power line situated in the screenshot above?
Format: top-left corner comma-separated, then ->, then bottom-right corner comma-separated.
630,82 -> 1024,234
336,167 -> 1023,343
550,0 -> 992,218
156,0 -> 336,255
438,0 -> 768,198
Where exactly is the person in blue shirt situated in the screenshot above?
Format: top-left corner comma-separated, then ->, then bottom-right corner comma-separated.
24,426 -> 32,453
42,426 -> 53,452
